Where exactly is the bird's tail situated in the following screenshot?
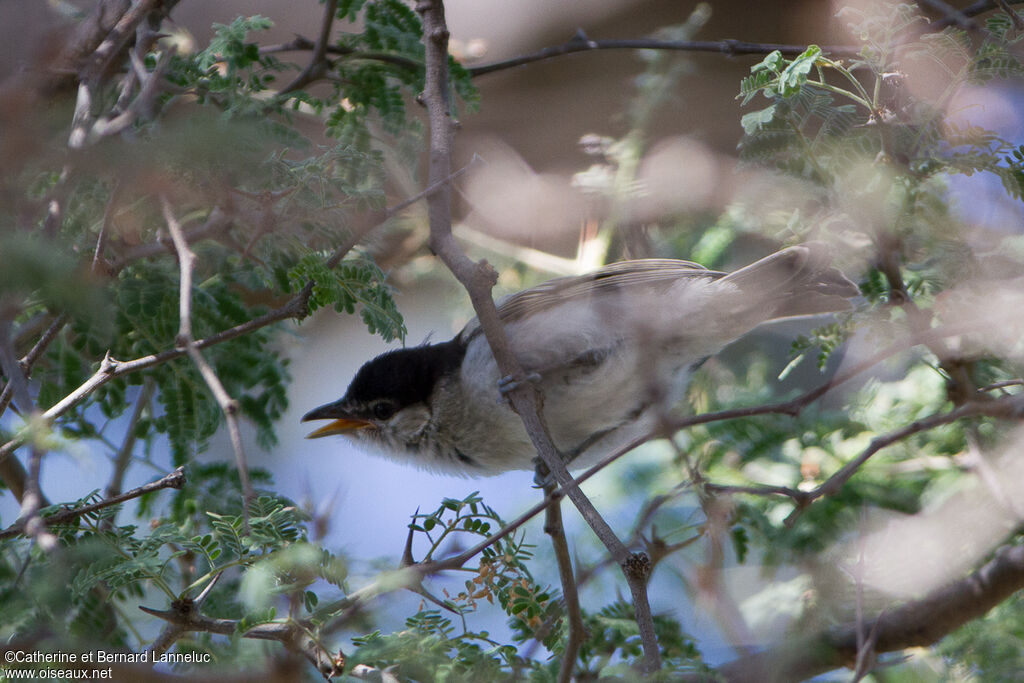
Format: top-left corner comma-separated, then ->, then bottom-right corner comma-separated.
718,242 -> 859,320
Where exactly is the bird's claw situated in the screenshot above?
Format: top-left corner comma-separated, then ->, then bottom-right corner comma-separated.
498,371 -> 542,396
532,457 -> 553,488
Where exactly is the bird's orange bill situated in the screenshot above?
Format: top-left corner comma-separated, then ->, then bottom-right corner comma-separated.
305,418 -> 372,439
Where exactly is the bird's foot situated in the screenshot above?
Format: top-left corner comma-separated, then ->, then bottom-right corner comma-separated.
498,371 -> 542,397
532,457 -> 552,488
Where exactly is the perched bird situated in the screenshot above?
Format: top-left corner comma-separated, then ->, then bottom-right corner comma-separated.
302,243 -> 858,477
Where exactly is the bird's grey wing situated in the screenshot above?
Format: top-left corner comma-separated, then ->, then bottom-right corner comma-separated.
458,259 -> 725,343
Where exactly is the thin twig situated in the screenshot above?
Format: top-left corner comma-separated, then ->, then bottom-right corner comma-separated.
141,601 -> 342,677
468,32 -> 861,77
0,312 -> 67,502
261,35 -> 422,73
105,377 -> 155,499
0,466 -> 186,541
542,484 -> 585,683
324,155 -> 482,270
279,0 -> 340,94
995,0 -> 1024,28
147,570 -> 222,665
916,0 -> 978,29
692,395 -> 1024,528
0,313 -> 35,417
568,313 -> 1014,502
161,197 -> 255,517
979,379 -> 1024,392
781,393 -> 1024,525
106,206 -> 233,274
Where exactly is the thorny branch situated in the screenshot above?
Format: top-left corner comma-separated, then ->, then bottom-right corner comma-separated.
141,601 -> 343,679
161,197 -> 255,514
0,466 -> 186,542
415,0 -> 665,674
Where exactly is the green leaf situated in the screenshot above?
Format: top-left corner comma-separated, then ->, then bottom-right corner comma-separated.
779,45 -> 821,96
741,104 -> 777,135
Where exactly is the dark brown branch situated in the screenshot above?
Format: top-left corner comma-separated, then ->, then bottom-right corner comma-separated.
260,35 -> 421,73
939,0 -> 1024,27
0,466 -> 185,541
141,595 -> 342,678
467,32 -> 861,77
468,2 -> 1024,78
571,314 -> 1014,501
542,485 -> 585,683
48,0 -> 131,89
80,0 -> 160,86
916,0 -> 979,29
715,544 -> 1024,682
279,0 -> 340,95
698,394 -> 1024,524
995,0 -> 1024,27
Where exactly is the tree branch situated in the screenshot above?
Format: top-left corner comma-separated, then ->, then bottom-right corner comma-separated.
542,484 -> 585,683
161,197 -> 255,514
260,35 -> 422,73
715,543 -> 1024,682
995,0 -> 1024,28
0,466 -> 185,541
563,314 -> 1016,508
416,0 -> 661,670
468,32 -> 861,77
142,569 -> 344,679
467,3 -> 1024,78
105,377 -> 155,499
781,393 -> 1024,525
279,0 -> 340,95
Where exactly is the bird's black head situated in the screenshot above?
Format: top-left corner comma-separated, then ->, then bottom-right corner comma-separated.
302,339 -> 465,437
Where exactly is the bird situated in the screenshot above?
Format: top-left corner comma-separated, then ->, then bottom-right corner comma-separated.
302,243 -> 858,478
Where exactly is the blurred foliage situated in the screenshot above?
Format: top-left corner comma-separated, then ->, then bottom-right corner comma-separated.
1,1 -> 1024,681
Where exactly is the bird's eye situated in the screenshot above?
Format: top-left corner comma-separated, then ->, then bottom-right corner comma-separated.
372,401 -> 395,420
